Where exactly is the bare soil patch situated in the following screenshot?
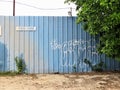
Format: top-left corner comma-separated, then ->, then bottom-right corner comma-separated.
0,72 -> 120,90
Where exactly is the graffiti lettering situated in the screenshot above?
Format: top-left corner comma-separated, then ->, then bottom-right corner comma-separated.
50,39 -> 98,67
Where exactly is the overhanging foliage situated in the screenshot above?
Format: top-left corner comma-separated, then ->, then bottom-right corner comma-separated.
65,0 -> 120,61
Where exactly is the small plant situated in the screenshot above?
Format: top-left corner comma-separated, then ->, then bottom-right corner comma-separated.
84,58 -> 106,72
73,64 -> 77,72
15,56 -> 26,74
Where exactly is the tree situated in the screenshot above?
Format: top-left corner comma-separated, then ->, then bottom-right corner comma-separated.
65,0 -> 120,61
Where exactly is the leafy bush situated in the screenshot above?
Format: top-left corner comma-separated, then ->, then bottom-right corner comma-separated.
65,0 -> 120,61
84,59 -> 106,72
15,57 -> 26,74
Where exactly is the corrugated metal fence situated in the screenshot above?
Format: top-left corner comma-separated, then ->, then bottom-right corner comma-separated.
0,16 -> 120,73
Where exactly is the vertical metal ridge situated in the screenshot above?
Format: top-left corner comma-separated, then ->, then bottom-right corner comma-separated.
110,58 -> 112,70
48,17 -> 49,73
62,17 -> 64,73
90,30 -> 92,71
98,34 -> 101,71
31,16 -> 34,73
8,16 -> 10,71
105,53 -> 107,71
53,16 -> 54,73
67,17 -> 69,73
76,19 -> 78,72
4,16 -> 5,71
57,17 -> 59,73
33,16 -> 36,73
113,58 -> 115,70
46,16 -> 49,73
85,24 -> 87,72
56,17 -> 58,73
43,16 -> 45,73
119,62 -> 120,70
13,16 -> 15,71
71,17 -> 73,73
3,16 -> 5,71
18,16 -> 20,58
37,16 -> 39,73
36,16 -> 39,73
78,23 -> 80,72
23,16 -> 25,71
28,16 -> 30,73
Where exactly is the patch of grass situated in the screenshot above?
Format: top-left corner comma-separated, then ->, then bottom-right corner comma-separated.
0,71 -> 19,76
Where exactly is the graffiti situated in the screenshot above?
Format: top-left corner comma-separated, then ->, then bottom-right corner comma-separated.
50,39 -> 99,67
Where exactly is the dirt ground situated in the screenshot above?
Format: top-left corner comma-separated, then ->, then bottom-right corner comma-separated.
0,72 -> 120,90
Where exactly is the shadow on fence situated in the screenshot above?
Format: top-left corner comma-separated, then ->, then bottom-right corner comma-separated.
0,42 -> 8,72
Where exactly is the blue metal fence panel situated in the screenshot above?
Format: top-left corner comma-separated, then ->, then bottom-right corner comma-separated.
0,16 -> 120,73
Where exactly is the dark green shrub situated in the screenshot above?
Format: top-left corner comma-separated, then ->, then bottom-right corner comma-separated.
73,64 -> 77,72
84,59 -> 106,72
15,57 -> 26,74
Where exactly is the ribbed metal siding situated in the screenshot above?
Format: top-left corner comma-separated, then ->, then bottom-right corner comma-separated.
0,16 -> 119,73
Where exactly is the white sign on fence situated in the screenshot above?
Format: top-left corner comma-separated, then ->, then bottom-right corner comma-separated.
16,26 -> 36,31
